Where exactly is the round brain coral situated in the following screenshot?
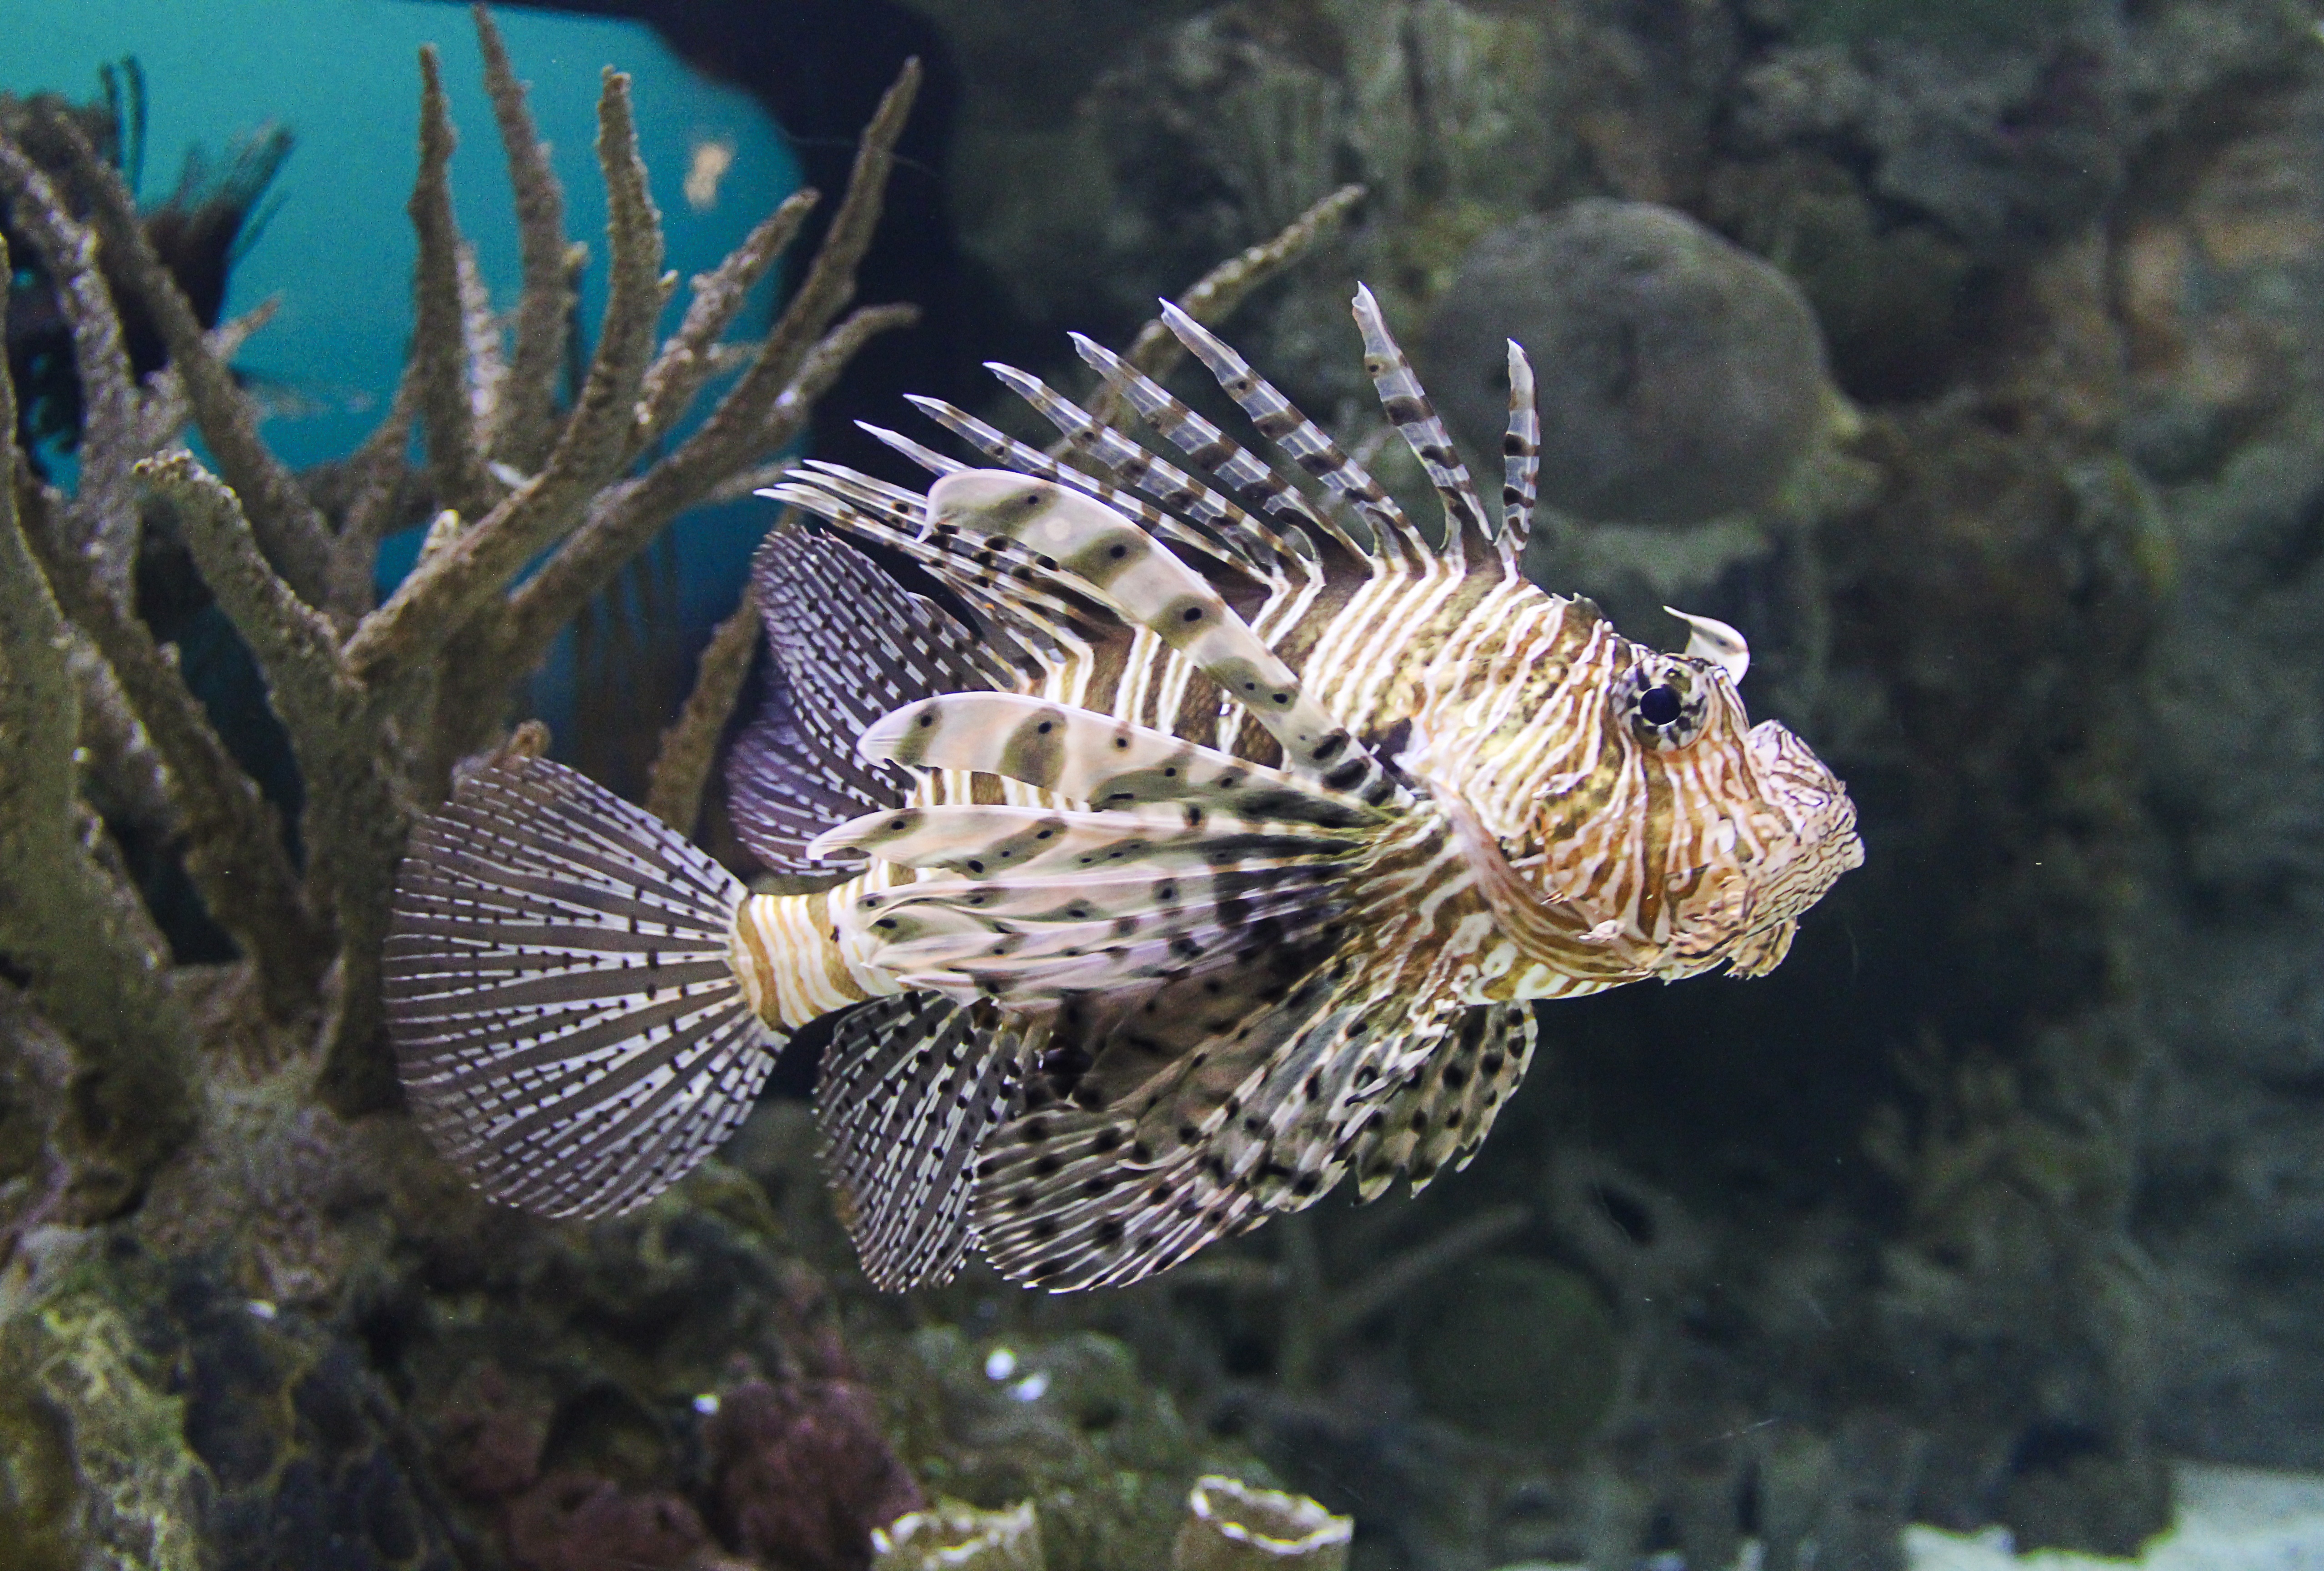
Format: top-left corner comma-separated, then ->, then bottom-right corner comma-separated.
1421,199 -> 1833,526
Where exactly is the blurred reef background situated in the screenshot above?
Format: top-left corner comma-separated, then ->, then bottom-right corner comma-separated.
6,0 -> 2324,1568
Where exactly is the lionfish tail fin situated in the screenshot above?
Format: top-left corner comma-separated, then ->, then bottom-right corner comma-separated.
386,754 -> 782,1220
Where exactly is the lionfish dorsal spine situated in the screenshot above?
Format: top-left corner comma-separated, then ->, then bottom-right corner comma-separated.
1157,299 -> 1441,570
1067,330 -> 1349,566
1350,283 -> 1491,570
979,359 -> 1301,586
897,393 -> 1256,585
1499,340 -> 1541,567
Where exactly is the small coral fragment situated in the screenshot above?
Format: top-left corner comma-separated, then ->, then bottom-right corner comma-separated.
1171,1476 -> 1351,1571
874,1500 -> 1046,1571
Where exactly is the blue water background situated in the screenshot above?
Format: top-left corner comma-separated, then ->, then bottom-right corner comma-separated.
0,0 -> 801,743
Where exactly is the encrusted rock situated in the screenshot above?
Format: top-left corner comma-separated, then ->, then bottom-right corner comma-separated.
1420,200 -> 1833,525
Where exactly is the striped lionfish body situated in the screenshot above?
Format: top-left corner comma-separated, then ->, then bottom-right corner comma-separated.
386,289 -> 1862,1292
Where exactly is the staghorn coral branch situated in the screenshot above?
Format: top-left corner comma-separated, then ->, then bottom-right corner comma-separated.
0,135 -> 142,594
0,252 -> 198,1215
457,241 -> 510,442
474,0 -> 572,475
551,60 -> 917,545
643,580 -> 762,835
1081,182 -> 1366,435
323,363 -> 421,627
135,450 -> 414,1115
126,301 -> 280,458
44,110 -> 339,608
341,66 -> 665,692
18,480 -> 328,1020
487,52 -> 920,670
511,300 -> 920,662
67,635 -> 175,840
634,188 -> 820,451
408,45 -> 498,524
697,302 -> 924,506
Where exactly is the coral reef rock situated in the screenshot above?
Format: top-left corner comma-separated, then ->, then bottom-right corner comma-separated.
1420,200 -> 1834,525
706,1377 -> 928,1571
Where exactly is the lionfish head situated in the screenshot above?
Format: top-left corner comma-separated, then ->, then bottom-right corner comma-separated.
1408,599 -> 1861,986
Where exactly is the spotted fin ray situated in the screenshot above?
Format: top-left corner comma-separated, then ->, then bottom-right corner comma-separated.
858,692 -> 1385,828
923,473 -> 1408,808
972,955 -> 1458,1290
816,994 -> 1035,1291
386,755 -> 783,1219
724,662 -> 887,875
1347,1002 -> 1538,1199
810,802 -> 1356,879
851,871 -> 1344,999
758,470 -> 1117,670
726,525 -> 1007,871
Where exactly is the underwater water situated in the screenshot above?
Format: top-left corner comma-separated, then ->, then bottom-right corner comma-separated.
5,2 -> 2324,1571
0,0 -> 800,778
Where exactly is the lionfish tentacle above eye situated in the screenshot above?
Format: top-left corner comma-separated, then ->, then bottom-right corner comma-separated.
1664,605 -> 1751,685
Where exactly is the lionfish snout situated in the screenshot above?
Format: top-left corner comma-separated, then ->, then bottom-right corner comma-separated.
1744,717 -> 1864,928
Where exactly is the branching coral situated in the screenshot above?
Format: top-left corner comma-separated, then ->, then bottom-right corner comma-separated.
0,5 -> 921,1208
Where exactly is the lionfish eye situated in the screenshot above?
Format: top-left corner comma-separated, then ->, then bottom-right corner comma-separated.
1638,685 -> 1683,727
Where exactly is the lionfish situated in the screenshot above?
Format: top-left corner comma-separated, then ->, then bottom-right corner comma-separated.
385,287 -> 1863,1292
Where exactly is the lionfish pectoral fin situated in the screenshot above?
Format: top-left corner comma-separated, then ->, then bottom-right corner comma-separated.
810,802 -> 1357,877
815,993 -> 1037,1291
1347,1002 -> 1538,1199
970,951 -> 1465,1291
386,754 -> 784,1220
727,526 -> 1007,873
924,472 -> 1410,810
835,826 -> 1354,1006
